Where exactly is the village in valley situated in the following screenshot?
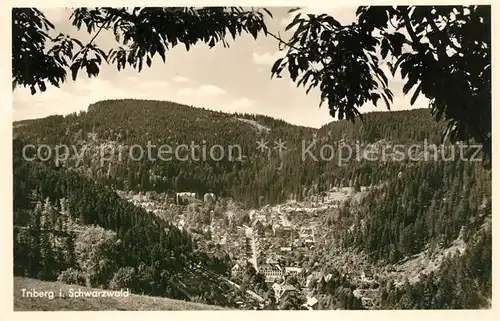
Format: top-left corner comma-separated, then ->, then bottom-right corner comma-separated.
116,185 -> 382,310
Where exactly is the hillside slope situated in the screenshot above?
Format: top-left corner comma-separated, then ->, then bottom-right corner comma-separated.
13,277 -> 225,311
12,99 -> 492,310
13,99 -> 316,207
13,99 -> 452,207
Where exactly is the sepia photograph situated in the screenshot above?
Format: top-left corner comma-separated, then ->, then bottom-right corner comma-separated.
5,2 -> 495,317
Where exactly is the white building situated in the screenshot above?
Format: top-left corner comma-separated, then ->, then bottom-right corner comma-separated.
260,264 -> 283,282
203,192 -> 216,203
272,282 -> 297,302
285,267 -> 303,276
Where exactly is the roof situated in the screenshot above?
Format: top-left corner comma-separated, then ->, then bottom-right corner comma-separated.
176,192 -> 196,196
308,271 -> 322,278
259,264 -> 281,271
252,219 -> 263,227
285,267 -> 303,272
363,269 -> 373,276
306,296 -> 319,306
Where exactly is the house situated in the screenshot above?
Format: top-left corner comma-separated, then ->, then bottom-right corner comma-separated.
362,297 -> 375,308
176,192 -> 197,205
272,282 -> 297,302
252,219 -> 265,235
259,264 -> 283,282
285,267 -> 303,276
273,223 -> 293,237
306,271 -> 323,287
299,227 -> 315,239
231,263 -> 244,277
203,192 -> 216,203
255,213 -> 267,221
280,246 -> 292,253
304,238 -> 315,246
266,255 -> 279,265
231,259 -> 249,276
302,296 -> 319,310
360,269 -> 374,282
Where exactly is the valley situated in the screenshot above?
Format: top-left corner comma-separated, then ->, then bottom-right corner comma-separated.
12,99 -> 492,310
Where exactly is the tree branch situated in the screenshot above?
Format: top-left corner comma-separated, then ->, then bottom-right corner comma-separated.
400,8 -> 420,50
266,30 -> 301,52
267,30 -> 329,67
88,14 -> 115,45
426,15 -> 450,62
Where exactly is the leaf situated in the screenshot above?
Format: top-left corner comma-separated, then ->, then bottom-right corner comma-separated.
286,13 -> 303,31
298,56 -> 308,70
43,17 -> 55,30
298,70 -> 313,87
381,37 -> 390,59
72,37 -> 84,48
158,44 -> 166,62
374,66 -> 388,86
138,56 -> 143,72
288,55 -> 299,81
403,75 -> 418,95
271,58 -> 284,74
250,27 -> 258,39
386,32 -> 406,56
96,47 -> 108,61
325,16 -> 342,29
410,82 -> 422,105
355,6 -> 367,17
146,56 -> 152,67
228,25 -> 237,39
371,92 -> 381,106
393,52 -> 412,74
70,62 -> 80,81
382,92 -> 391,110
262,8 -> 273,18
288,7 -> 302,14
434,103 -> 444,122
384,87 -> 394,100
320,30 -> 333,42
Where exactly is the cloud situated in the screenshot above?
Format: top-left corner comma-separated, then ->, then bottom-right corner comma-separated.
12,76 -> 176,121
252,51 -> 284,66
280,6 -> 358,28
173,75 -> 190,83
199,84 -> 226,95
41,8 -> 72,28
140,81 -> 170,90
177,84 -> 226,97
226,97 -> 256,112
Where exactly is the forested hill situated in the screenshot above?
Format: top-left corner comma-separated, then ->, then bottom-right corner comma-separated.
12,99 -> 492,309
13,137 -> 258,308
13,99 -> 456,207
317,108 -> 447,144
13,98 -> 315,146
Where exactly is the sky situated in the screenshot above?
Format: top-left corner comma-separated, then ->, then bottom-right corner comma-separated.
12,6 -> 429,129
